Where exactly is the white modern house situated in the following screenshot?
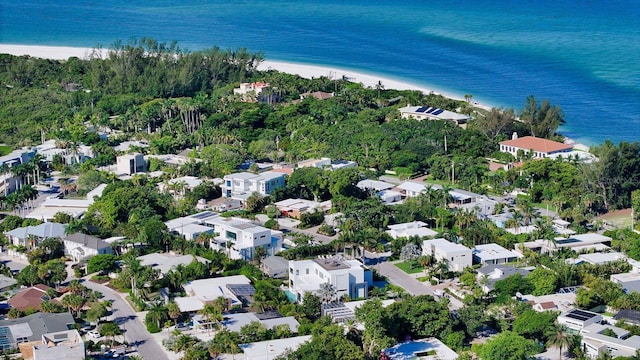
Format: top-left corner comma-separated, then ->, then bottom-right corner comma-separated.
558,309 -> 602,332
472,243 -> 522,265
222,171 -> 286,198
580,323 -> 640,359
386,221 -> 438,239
116,153 -> 146,175
422,238 -> 472,272
137,252 -> 210,277
208,216 -> 283,261
288,256 -> 372,303
61,233 -> 113,262
174,275 -> 252,313
398,105 -> 471,124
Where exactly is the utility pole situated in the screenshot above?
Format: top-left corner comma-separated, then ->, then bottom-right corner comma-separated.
451,160 -> 455,184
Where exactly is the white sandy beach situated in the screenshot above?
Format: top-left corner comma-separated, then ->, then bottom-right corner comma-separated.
0,43 -> 492,110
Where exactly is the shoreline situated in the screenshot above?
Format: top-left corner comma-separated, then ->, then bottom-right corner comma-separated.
0,43 -> 587,149
0,43 -> 492,111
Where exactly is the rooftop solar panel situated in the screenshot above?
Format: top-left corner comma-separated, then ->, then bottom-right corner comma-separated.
432,109 -> 444,115
226,284 -> 256,296
415,107 -> 428,113
565,309 -> 598,321
425,107 -> 436,113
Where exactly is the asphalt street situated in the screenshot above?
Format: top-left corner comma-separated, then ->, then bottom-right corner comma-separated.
82,280 -> 169,360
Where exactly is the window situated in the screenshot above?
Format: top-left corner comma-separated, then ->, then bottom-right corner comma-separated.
290,267 -> 293,273
296,270 -> 299,275
306,268 -> 309,275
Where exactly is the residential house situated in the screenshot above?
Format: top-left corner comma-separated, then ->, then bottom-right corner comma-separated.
321,299 -> 395,323
0,312 -> 75,352
208,217 -> 283,261
357,179 -> 394,193
8,284 -> 54,311
31,330 -> 85,360
5,222 -> 67,249
26,183 -> 106,222
0,275 -> 17,292
222,171 -> 286,199
476,265 -> 532,292
396,181 -> 430,198
238,335 -> 312,360
421,238 -> 472,272
138,252 -> 210,277
580,323 -> 640,359
0,148 -> 34,195
288,256 -> 372,303
557,309 -> 602,332
260,256 -> 289,279
116,153 -> 146,175
62,233 -> 113,262
215,312 -> 299,333
499,134 -> 573,159
174,275 -> 253,313
296,157 -> 357,171
274,198 -> 331,219
472,243 -> 522,265
233,82 -> 271,102
611,272 -> 640,294
300,91 -> 334,100
399,105 -> 471,124
386,221 -> 438,240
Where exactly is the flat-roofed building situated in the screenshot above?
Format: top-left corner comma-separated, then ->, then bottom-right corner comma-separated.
580,323 -> 640,358
238,335 -> 312,360
222,171 -> 285,198
116,153 -> 145,175
387,221 -> 438,239
422,238 -> 472,272
472,243 -> 522,265
399,105 -> 471,125
558,309 -> 602,331
288,256 -> 372,303
208,216 -> 283,261
174,275 -> 252,313
499,135 -> 573,159
31,329 -> 84,360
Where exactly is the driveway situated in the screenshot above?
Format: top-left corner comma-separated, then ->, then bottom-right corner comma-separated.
82,280 -> 169,360
377,262 -> 433,296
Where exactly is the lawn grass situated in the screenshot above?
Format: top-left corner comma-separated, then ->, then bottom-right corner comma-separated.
0,145 -> 11,156
395,261 -> 424,274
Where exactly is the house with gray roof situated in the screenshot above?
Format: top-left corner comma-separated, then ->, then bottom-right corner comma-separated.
31,329 -> 85,360
0,312 -> 75,351
5,223 -> 67,249
476,264 -> 533,292
62,233 -> 113,262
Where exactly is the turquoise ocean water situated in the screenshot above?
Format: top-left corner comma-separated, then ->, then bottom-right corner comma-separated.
1,0 -> 638,145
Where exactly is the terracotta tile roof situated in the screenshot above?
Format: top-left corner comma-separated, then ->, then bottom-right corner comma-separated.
499,136 -> 573,154
539,301 -> 556,310
8,284 -> 53,311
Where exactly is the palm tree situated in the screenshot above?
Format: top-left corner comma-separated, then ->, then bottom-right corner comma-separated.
546,325 -> 571,360
167,301 -> 181,326
147,302 -> 168,329
198,302 -> 223,334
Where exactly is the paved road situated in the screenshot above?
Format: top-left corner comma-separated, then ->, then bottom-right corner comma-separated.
82,280 -> 169,360
377,262 -> 434,296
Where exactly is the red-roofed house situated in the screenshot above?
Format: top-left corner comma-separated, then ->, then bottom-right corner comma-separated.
8,284 -> 53,311
499,135 -> 573,159
534,301 -> 557,312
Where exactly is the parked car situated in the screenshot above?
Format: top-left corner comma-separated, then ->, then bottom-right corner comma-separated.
87,330 -> 101,339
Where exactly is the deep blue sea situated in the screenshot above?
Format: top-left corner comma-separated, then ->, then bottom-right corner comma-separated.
1,0 -> 639,145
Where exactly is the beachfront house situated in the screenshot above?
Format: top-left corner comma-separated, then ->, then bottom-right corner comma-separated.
499,134 -> 573,159
398,105 -> 471,124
